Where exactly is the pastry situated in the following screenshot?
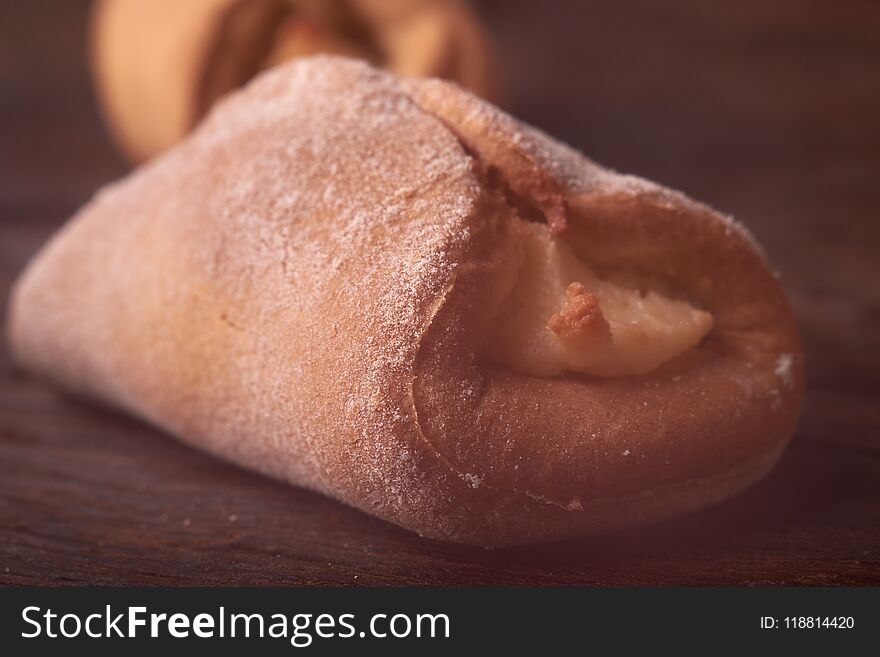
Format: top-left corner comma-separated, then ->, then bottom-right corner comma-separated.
91,0 -> 495,162
7,57 -> 804,547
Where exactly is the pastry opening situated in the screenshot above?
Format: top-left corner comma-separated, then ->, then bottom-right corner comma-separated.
482,219 -> 714,378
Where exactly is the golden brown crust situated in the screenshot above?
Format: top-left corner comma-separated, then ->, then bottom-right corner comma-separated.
91,0 -> 495,162
7,57 -> 803,546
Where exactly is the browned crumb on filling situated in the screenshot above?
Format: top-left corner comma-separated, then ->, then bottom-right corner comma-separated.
547,282 -> 612,346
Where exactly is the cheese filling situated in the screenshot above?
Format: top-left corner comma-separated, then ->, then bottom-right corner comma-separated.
483,222 -> 713,377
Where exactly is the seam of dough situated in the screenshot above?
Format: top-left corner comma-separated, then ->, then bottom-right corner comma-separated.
397,101 -> 631,511
395,100 -> 578,510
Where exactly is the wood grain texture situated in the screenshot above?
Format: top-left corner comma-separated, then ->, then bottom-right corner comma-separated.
1,0 -> 878,585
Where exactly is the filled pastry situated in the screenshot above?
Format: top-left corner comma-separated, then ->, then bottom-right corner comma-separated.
8,57 -> 803,547
91,0 -> 495,162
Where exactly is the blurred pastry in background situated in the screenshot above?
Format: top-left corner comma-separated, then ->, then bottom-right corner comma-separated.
91,0 -> 495,162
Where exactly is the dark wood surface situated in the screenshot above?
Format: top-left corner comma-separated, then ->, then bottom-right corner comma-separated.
1,0 -> 878,586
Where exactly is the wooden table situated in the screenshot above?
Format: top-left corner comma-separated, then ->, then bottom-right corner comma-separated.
1,0 -> 878,585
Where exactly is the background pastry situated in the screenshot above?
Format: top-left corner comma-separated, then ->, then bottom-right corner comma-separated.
91,0 -> 495,162
7,57 -> 803,547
